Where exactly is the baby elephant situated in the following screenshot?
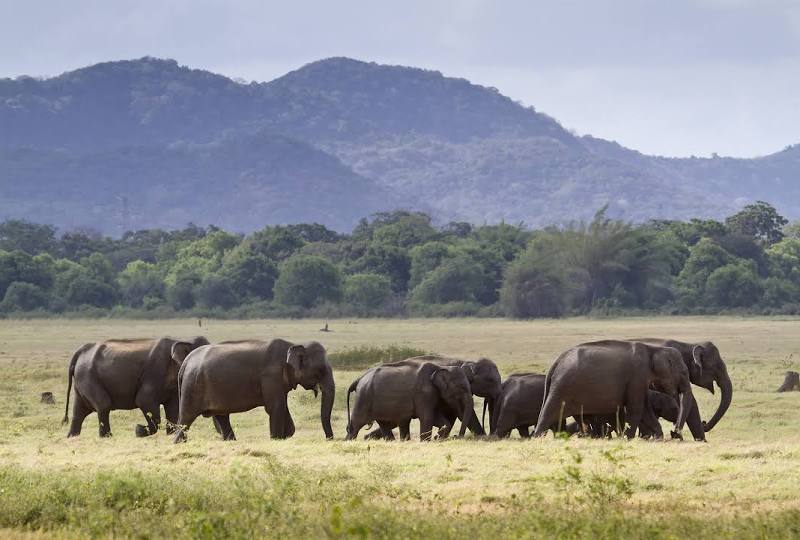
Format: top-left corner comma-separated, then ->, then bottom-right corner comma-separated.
491,373 -> 578,438
346,362 -> 474,441
577,389 -> 680,438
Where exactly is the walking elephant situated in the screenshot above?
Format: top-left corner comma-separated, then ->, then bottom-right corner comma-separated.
533,340 -> 693,439
346,362 -> 474,441
63,336 -> 209,438
630,339 -> 731,441
363,355 -> 501,439
172,339 -> 334,442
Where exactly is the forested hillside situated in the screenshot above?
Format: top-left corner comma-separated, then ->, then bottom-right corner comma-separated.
1,57 -> 798,233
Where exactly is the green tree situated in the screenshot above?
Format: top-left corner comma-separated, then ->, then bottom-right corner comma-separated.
344,273 -> 393,309
196,275 -> 238,309
499,233 -> 570,318
762,277 -> 800,307
0,250 -> 55,297
66,275 -> 117,308
705,262 -> 762,307
674,238 -> 734,303
410,256 -> 484,305
118,261 -> 164,308
0,282 -> 50,311
725,201 -> 787,245
167,278 -> 197,310
0,220 -> 57,254
273,255 -> 342,308
220,244 -> 278,301
408,241 -> 451,290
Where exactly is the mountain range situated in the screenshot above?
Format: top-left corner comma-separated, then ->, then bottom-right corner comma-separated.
1,56 -> 798,234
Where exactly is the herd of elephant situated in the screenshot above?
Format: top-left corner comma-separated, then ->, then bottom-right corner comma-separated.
62,336 -> 732,443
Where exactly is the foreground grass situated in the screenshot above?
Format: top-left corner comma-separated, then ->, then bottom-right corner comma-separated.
1,317 -> 800,538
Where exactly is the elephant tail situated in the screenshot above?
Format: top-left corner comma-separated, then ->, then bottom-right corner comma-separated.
63,343 -> 91,425
346,378 -> 359,431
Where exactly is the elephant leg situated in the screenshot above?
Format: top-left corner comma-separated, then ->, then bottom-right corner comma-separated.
399,420 -> 411,440
267,397 -> 291,439
67,392 -> 92,437
685,396 -> 706,442
97,408 -> 112,438
419,410 -> 436,441
640,405 -> 663,440
134,389 -> 161,437
435,410 -> 454,439
164,398 -> 179,435
623,401 -> 644,440
283,410 -> 295,439
377,421 -> 396,440
533,395 -> 564,437
364,425 -> 395,440
517,425 -> 531,438
172,414 -> 197,443
214,415 -> 236,441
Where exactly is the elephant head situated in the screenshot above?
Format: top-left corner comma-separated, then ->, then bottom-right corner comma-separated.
430,365 -> 474,437
286,342 -> 335,439
170,336 -> 210,365
462,358 -> 502,432
690,342 -> 732,432
648,389 -> 679,421
650,347 -> 693,435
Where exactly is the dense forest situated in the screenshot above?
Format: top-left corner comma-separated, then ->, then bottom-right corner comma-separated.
0,201 -> 797,319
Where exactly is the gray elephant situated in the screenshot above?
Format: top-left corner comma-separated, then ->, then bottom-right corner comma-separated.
363,355 -> 502,439
573,389 -> 680,439
172,339 -> 334,442
631,339 -> 732,441
533,340 -> 694,439
346,361 -> 474,441
490,373 -> 579,438
63,336 -> 209,438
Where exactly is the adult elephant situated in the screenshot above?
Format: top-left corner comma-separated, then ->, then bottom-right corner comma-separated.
632,339 -> 732,441
346,362 -> 474,441
63,336 -> 209,438
172,339 -> 334,442
363,355 -> 502,439
533,340 -> 693,439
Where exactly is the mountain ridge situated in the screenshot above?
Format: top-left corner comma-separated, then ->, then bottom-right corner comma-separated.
0,56 -> 797,233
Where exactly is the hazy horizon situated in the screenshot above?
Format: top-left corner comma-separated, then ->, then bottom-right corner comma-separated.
1,0 -> 798,158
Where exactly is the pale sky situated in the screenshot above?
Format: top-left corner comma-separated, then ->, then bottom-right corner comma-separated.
1,0 -> 798,157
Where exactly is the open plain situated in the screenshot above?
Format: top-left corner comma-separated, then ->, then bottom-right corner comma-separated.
0,316 -> 799,538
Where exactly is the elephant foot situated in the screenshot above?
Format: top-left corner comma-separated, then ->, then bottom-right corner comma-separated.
66,432 -> 79,438
165,423 -> 177,435
669,430 -> 684,441
135,424 -> 153,437
100,431 -> 113,438
173,429 -> 187,444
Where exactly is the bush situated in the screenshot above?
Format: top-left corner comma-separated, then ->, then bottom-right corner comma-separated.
705,262 -> 763,307
196,275 -> 238,309
0,281 -> 49,311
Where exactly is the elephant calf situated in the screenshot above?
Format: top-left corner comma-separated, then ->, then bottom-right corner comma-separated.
491,373 -> 578,438
173,339 -> 334,442
572,389 -> 680,439
346,362 -> 474,441
63,336 -> 209,438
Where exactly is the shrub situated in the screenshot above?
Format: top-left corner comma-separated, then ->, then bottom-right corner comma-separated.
273,255 -> 342,308
0,281 -> 49,311
327,345 -> 431,369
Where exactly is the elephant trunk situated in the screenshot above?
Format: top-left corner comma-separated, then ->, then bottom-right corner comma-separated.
458,396 -> 473,438
320,366 -> 335,439
702,369 -> 732,432
482,398 -> 488,433
674,386 -> 693,433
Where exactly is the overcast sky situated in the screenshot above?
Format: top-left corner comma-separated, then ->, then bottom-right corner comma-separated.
1,0 -> 798,157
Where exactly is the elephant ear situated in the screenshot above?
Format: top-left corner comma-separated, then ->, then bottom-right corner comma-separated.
461,363 -> 476,382
691,345 -> 704,375
650,349 -> 673,380
171,341 -> 194,366
430,367 -> 447,392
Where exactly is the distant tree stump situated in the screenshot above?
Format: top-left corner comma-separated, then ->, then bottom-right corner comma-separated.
777,371 -> 800,392
40,392 -> 55,405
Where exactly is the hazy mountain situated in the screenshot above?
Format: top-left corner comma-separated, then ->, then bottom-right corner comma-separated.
0,56 -> 797,233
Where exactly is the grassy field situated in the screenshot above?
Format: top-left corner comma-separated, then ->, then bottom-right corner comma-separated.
1,317 -> 799,538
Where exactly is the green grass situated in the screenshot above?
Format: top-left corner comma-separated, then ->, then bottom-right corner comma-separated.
327,344 -> 430,369
1,317 -> 800,538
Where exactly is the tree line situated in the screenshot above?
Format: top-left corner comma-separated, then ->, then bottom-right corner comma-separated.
1,201 -> 798,318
